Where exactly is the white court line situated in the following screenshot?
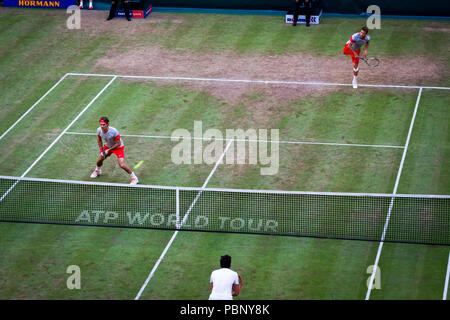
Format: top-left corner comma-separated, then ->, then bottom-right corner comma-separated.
66,72 -> 450,90
0,76 -> 117,202
0,73 -> 69,141
365,87 -> 423,300
444,251 -> 450,300
134,139 -> 233,300
64,131 -> 405,149
2,175 -> 449,198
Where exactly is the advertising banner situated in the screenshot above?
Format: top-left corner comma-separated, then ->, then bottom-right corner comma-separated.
4,0 -> 76,9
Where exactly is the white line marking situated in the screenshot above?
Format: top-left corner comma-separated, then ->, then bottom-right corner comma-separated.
134,139 -> 233,300
66,72 -> 450,90
64,131 -> 405,149
0,77 -> 117,202
442,252 -> 450,300
365,88 -> 423,300
444,251 -> 450,300
0,74 -> 69,141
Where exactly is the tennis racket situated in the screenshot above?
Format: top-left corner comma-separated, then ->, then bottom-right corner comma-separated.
359,57 -> 380,67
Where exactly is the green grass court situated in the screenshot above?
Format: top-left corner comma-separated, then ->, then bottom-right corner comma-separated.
0,8 -> 449,300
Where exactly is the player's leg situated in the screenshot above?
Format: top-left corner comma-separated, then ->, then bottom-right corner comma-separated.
107,0 -> 117,20
343,45 -> 358,88
117,158 -> 139,184
91,154 -> 104,178
352,53 -> 360,88
293,3 -> 299,26
117,158 -> 132,174
114,148 -> 138,184
123,0 -> 131,21
88,0 -> 93,9
352,62 -> 359,88
353,62 -> 359,74
305,3 -> 311,27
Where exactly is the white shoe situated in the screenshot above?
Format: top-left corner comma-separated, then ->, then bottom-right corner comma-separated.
90,168 -> 102,178
79,4 -> 83,9
88,5 -> 93,9
130,177 -> 139,185
352,78 -> 358,89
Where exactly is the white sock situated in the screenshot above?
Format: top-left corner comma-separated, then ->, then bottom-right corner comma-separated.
89,1 -> 92,6
80,1 -> 83,6
353,75 -> 357,80
96,166 -> 101,171
130,172 -> 136,178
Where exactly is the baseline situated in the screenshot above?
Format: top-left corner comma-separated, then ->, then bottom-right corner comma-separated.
66,72 -> 450,90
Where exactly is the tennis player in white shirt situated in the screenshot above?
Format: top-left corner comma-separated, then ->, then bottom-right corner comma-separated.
209,255 -> 240,300
90,117 -> 138,185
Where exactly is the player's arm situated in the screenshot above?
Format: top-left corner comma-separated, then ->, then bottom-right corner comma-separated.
105,134 -> 121,155
105,140 -> 120,156
97,135 -> 103,148
210,283 -> 213,291
362,41 -> 369,59
231,273 -> 241,297
347,35 -> 360,58
232,284 -> 240,296
98,135 -> 108,159
108,140 -> 120,151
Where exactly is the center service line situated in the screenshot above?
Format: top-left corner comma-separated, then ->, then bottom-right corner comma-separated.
135,139 -> 234,300
365,87 -> 423,300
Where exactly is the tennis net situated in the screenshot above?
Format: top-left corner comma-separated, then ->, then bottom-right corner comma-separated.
0,175 -> 449,245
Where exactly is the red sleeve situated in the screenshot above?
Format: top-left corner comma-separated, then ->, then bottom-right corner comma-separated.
98,135 -> 102,139
349,36 -> 355,42
114,134 -> 121,141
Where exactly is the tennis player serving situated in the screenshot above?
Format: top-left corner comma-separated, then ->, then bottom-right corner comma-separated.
343,26 -> 370,89
90,117 -> 139,185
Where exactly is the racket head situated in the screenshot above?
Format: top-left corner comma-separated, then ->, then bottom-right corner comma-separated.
366,57 -> 380,67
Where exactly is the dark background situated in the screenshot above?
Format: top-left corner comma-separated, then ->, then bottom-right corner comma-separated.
145,0 -> 449,16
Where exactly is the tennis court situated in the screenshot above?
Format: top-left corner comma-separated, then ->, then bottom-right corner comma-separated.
1,73 -> 449,299
0,9 -> 449,300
